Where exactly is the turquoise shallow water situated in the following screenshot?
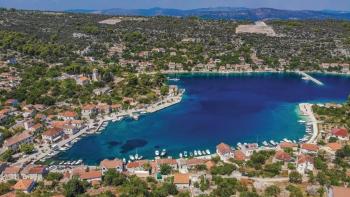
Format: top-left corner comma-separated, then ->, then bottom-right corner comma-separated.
55,73 -> 350,164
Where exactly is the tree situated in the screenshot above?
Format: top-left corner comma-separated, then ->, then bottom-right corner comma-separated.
103,169 -> 126,186
289,171 -> 302,184
264,185 -> 281,197
286,184 -> 303,197
160,164 -> 172,175
63,177 -> 87,197
0,150 -> 13,162
0,182 -> 11,195
20,143 -> 35,154
45,172 -> 63,181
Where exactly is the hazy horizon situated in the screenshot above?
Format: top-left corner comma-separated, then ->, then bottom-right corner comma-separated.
0,0 -> 349,12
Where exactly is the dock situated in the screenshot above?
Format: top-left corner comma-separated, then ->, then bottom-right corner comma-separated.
297,71 -> 324,86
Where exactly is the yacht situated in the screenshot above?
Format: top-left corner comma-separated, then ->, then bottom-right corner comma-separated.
270,140 -> 276,146
194,150 -> 198,156
122,158 -> 126,163
202,150 -> 206,155
161,149 -> 166,157
189,152 -> 193,157
129,155 -> 135,161
197,150 -> 202,156
184,151 -> 188,157
262,141 -> 269,146
155,150 -> 160,156
179,153 -> 183,158
135,154 -> 139,160
298,120 -> 306,123
77,160 -> 83,165
206,149 -> 211,155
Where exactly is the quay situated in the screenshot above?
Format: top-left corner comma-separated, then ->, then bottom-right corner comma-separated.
299,103 -> 319,144
297,71 -> 324,86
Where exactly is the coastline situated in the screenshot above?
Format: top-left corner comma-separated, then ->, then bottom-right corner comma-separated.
298,103 -> 319,144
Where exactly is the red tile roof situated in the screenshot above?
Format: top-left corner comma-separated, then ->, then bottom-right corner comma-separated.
156,158 -> 177,165
275,150 -> 292,161
173,173 -> 190,184
279,142 -> 297,149
4,131 -> 32,147
126,160 -> 149,169
59,111 -> 78,118
332,128 -> 348,138
100,159 -> 123,169
43,128 -> 63,137
3,166 -> 21,174
79,170 -> 102,180
216,142 -> 232,155
332,186 -> 350,197
301,143 -> 319,152
234,150 -> 246,161
186,158 -> 207,166
327,142 -> 342,151
297,154 -> 314,164
12,179 -> 34,191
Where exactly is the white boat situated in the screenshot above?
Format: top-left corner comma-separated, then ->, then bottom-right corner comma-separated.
135,154 -> 139,160
292,140 -> 297,144
202,151 -> 206,155
77,160 -> 83,165
194,150 -> 198,156
206,149 -> 210,155
155,150 -> 160,156
179,153 -> 183,158
129,155 -> 135,160
298,120 -> 306,123
59,161 -> 64,165
262,141 -> 269,146
168,78 -> 180,82
270,140 -> 276,146
138,155 -> 143,160
190,152 -> 193,157
197,150 -> 202,156
161,149 -> 166,156
184,151 -> 188,157
123,158 -> 126,163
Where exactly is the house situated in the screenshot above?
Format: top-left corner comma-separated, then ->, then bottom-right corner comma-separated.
76,76 -> 90,86
278,142 -> 297,150
233,150 -> 246,161
81,104 -> 97,118
300,143 -> 319,154
110,104 -> 122,112
21,165 -> 47,181
2,166 -> 21,180
216,142 -> 234,161
173,173 -> 190,189
185,158 -> 207,170
331,128 -> 349,141
296,154 -> 314,174
58,111 -> 78,120
5,99 -> 18,106
63,125 -> 79,135
240,143 -> 259,157
23,120 -> 35,130
126,160 -> 152,174
100,159 -> 123,174
4,131 -> 33,151
42,128 -> 64,143
77,170 -> 102,183
28,123 -> 44,133
326,142 -> 342,152
274,150 -> 292,162
97,103 -> 111,114
12,179 -> 35,193
328,186 -> 350,197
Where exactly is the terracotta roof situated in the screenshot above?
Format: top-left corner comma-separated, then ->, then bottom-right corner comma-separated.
3,166 -> 21,174
79,170 -> 102,180
279,142 -> 297,148
51,121 -> 68,128
0,191 -> 16,197
275,150 -> 292,161
301,143 -> 319,152
233,150 -> 245,161
205,160 -> 215,170
100,159 -> 123,169
173,173 -> 190,184
4,131 -> 32,147
126,160 -> 149,169
12,179 -> 34,191
82,104 -> 96,110
30,123 -> 43,130
297,154 -> 314,164
186,158 -> 207,166
22,165 -> 46,175
111,104 -> 122,109
332,186 -> 350,197
332,128 -> 348,138
327,142 -> 342,151
59,111 -> 77,118
43,128 -> 63,137
216,142 -> 232,155
156,158 -> 177,165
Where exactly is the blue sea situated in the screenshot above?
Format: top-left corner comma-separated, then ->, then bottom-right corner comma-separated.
55,73 -> 350,165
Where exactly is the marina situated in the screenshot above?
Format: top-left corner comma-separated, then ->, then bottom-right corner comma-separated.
54,73 -> 350,165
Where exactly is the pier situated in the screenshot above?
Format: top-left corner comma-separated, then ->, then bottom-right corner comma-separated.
297,71 -> 324,86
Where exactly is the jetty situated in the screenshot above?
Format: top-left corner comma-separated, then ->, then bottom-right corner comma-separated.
297,71 -> 324,86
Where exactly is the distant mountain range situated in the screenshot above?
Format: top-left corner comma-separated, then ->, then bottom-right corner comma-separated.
66,7 -> 350,20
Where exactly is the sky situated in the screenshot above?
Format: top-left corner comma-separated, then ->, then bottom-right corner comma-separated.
0,0 -> 349,11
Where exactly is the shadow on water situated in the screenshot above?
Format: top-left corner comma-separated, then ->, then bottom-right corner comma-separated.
120,139 -> 148,153
106,140 -> 122,149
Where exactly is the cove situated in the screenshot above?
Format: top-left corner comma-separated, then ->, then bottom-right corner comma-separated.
55,72 -> 350,165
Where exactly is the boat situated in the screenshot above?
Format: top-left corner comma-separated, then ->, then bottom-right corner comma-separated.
262,141 -> 269,146
179,153 -> 183,158
77,160 -> 83,165
292,140 -> 297,144
123,158 -> 126,163
194,150 -> 198,156
59,161 -> 64,165
197,150 -> 202,156
168,78 -> 180,82
161,149 -> 166,157
206,149 -> 211,155
184,151 -> 188,157
189,152 -> 193,157
298,120 -> 306,123
270,140 -> 276,146
135,154 -> 139,160
155,150 -> 160,156
129,155 -> 135,161
202,150 -> 206,155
